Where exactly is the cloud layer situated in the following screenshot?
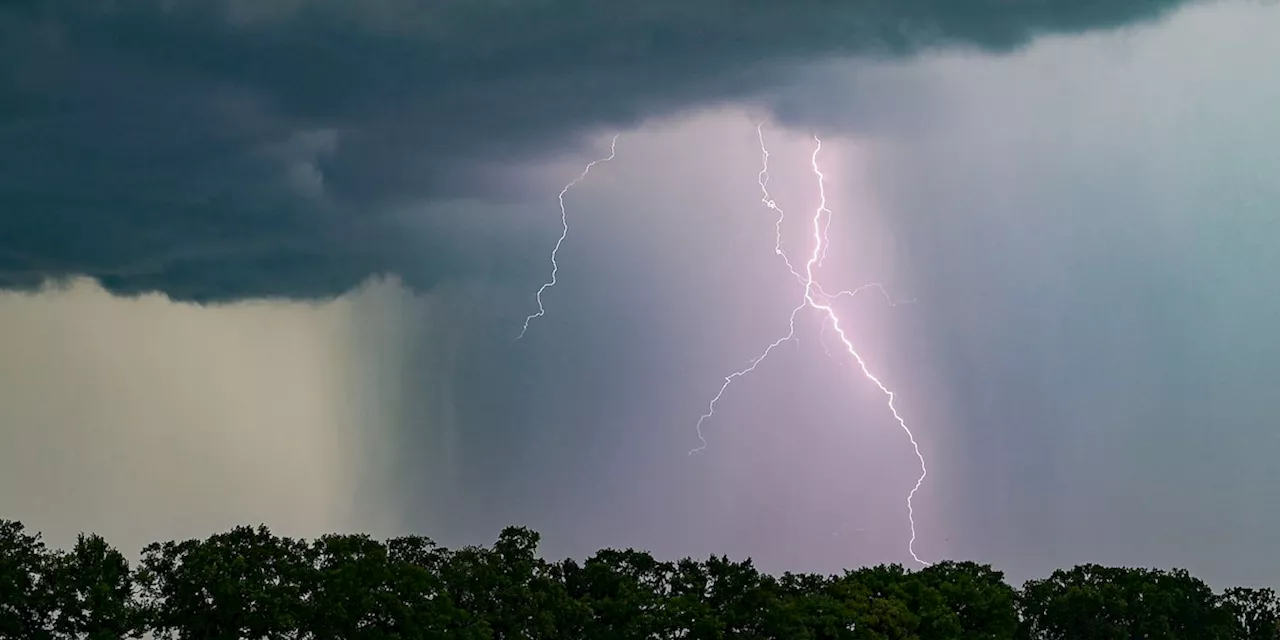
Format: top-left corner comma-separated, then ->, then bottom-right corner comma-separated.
0,0 -> 1191,301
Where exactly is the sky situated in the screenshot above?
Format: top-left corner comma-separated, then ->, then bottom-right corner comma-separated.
2,0 -> 1279,588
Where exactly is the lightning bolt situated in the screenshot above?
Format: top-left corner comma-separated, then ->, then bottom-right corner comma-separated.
691,125 -> 930,567
517,134 -> 619,339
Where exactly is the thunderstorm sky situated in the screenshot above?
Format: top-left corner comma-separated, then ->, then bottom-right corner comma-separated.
2,0 -> 1279,587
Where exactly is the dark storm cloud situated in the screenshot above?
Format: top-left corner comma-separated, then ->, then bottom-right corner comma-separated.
0,0 -> 1190,301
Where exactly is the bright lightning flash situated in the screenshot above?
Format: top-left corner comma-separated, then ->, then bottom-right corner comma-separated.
518,134 -> 619,339
691,125 -> 930,567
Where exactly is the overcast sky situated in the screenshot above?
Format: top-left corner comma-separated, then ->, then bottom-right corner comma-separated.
2,0 -> 1279,588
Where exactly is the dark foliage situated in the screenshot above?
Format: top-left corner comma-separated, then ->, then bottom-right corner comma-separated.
0,519 -> 1274,639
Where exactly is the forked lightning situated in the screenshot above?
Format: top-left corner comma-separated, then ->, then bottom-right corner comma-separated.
691,125 -> 930,567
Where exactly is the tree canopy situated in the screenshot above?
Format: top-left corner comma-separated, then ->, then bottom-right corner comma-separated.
0,519 -> 1275,639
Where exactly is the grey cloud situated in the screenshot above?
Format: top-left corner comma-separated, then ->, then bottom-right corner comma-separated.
0,0 -> 1192,301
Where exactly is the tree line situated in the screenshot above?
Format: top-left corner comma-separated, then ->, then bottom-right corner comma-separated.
1,519 -> 1277,639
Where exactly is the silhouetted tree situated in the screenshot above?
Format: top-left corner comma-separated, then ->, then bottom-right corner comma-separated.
914,561 -> 1018,640
0,520 -> 53,640
136,525 -> 310,639
559,548 -> 672,639
1017,564 -> 1235,640
46,533 -> 136,640
1220,587 -> 1280,640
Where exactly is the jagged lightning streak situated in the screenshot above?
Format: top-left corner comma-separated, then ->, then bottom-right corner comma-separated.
757,123 -> 804,284
803,136 -> 929,567
517,135 -> 619,339
692,126 -> 930,567
822,285 -> 916,361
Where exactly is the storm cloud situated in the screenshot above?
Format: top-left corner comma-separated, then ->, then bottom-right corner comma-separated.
0,0 -> 1192,301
